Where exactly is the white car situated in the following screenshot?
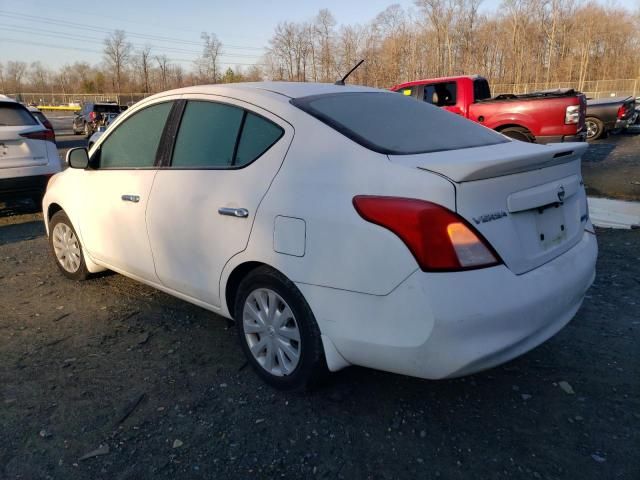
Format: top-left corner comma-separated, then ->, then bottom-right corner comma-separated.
43,82 -> 597,389
0,95 -> 61,203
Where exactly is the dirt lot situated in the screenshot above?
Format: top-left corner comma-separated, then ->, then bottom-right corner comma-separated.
0,133 -> 639,479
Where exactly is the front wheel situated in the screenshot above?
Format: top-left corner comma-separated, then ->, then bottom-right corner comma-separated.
585,117 -> 604,141
49,210 -> 90,281
234,266 -> 327,390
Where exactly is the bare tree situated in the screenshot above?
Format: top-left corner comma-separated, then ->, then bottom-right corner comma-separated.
103,30 -> 132,94
156,54 -> 169,90
6,61 -> 27,93
29,61 -> 50,92
135,46 -> 152,93
199,32 -> 222,83
0,62 -> 5,93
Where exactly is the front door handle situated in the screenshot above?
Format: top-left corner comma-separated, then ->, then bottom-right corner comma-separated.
218,207 -> 249,218
121,194 -> 140,203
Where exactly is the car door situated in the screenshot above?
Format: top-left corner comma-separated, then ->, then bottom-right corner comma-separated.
146,96 -> 293,307
78,99 -> 174,281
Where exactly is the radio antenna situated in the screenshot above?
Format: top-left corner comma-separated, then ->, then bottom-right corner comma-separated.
335,60 -> 365,86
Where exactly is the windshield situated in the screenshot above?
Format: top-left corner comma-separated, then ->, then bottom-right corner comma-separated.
291,92 -> 507,155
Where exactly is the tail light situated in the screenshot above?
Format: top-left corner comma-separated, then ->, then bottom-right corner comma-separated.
565,105 -> 580,124
20,129 -> 55,143
617,105 -> 626,119
89,111 -> 97,122
353,196 -> 501,271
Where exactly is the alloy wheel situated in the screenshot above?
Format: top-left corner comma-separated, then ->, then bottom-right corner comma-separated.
585,120 -> 598,139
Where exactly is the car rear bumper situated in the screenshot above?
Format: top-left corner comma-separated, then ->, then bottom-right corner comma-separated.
0,174 -> 52,199
298,230 -> 597,379
536,132 -> 586,144
614,118 -> 630,129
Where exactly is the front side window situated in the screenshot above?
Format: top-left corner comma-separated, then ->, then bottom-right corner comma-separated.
171,101 -> 283,168
396,87 -> 414,97
98,102 -> 172,169
172,101 -> 244,168
424,82 -> 457,106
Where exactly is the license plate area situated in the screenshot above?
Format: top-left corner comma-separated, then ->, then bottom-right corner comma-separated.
536,204 -> 567,250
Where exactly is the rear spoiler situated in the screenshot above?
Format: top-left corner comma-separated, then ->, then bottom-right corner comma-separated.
388,141 -> 589,183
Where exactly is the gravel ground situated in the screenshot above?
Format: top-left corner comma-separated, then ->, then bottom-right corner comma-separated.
582,129 -> 640,202
0,132 -> 638,479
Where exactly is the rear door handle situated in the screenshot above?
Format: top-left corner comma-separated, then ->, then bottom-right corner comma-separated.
121,194 -> 140,203
218,207 -> 249,218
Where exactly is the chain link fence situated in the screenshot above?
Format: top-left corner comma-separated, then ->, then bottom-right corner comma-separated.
4,92 -> 152,108
7,79 -> 640,107
491,79 -> 639,99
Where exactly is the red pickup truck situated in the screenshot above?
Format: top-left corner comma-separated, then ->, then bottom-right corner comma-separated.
390,75 -> 586,143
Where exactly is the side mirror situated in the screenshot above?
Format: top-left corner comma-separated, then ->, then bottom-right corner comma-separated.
67,147 -> 89,169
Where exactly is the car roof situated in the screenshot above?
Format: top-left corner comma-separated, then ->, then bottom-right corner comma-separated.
146,82 -> 383,102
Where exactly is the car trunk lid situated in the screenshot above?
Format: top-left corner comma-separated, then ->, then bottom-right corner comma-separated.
0,126 -> 49,169
388,141 -> 590,274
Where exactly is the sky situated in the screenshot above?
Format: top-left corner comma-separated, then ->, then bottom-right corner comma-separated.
0,0 -> 638,70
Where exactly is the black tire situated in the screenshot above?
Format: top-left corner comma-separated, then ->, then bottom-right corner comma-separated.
500,126 -> 534,142
585,117 -> 604,141
234,266 -> 327,390
48,210 -> 90,281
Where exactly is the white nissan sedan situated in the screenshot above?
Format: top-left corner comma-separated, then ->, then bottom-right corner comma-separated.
43,82 -> 597,389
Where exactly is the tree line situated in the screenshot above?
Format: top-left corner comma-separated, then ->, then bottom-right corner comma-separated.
265,0 -> 640,89
1,0 -> 638,96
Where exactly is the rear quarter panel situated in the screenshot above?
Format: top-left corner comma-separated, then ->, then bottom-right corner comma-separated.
220,110 -> 457,315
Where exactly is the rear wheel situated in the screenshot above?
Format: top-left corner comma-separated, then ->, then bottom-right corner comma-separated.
234,266 -> 327,390
585,117 -> 604,141
49,210 -> 90,281
500,126 -> 534,142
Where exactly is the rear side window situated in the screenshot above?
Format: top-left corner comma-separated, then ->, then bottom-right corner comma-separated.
235,113 -> 283,167
99,102 -> 172,168
292,92 -> 507,155
171,101 -> 283,168
0,103 -> 37,126
423,82 -> 457,106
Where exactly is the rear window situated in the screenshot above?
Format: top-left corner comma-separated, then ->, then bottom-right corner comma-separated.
0,102 -> 38,126
94,104 -> 121,114
291,92 -> 507,155
473,79 -> 492,102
